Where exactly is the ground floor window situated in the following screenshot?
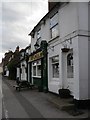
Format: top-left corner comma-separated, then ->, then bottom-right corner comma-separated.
32,60 -> 41,77
67,53 -> 74,78
33,66 -> 36,76
51,55 -> 59,78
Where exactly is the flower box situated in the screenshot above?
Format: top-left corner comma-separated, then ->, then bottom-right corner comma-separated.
61,48 -> 70,52
58,89 -> 71,98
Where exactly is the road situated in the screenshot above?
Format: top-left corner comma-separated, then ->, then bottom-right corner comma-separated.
2,76 -> 43,118
0,74 -> 2,120
1,75 -> 88,119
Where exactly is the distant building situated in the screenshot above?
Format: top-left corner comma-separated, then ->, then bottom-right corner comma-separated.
2,50 -> 13,76
0,62 -> 3,74
16,45 -> 31,82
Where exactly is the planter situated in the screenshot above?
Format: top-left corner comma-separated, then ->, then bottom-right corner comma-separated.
61,48 -> 70,52
58,89 -> 71,98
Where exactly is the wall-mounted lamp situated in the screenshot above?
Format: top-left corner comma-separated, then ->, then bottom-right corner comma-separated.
34,42 -> 39,50
49,46 -> 54,51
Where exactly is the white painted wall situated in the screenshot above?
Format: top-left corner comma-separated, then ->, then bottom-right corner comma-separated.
78,36 -> 88,100
41,18 -> 50,42
77,2 -> 88,100
72,36 -> 80,100
0,67 -> 3,73
59,2 -> 78,39
88,40 -> 90,99
88,3 -> 90,99
78,2 -> 88,31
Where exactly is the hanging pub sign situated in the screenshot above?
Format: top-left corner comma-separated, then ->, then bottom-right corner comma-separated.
29,51 -> 44,62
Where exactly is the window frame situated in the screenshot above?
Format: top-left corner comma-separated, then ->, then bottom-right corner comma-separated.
35,29 -> 41,48
50,12 -> 59,39
32,60 -> 41,78
67,53 -> 74,78
37,29 -> 41,40
51,55 -> 59,79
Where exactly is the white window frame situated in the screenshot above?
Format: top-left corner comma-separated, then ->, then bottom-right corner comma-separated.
32,60 -> 41,78
51,55 -> 59,79
67,53 -> 74,78
50,12 -> 59,39
37,29 -> 41,40
35,29 -> 41,48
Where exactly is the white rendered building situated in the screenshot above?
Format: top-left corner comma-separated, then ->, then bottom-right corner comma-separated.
29,2 -> 89,101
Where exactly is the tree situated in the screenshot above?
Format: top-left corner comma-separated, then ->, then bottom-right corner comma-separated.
7,46 -> 20,80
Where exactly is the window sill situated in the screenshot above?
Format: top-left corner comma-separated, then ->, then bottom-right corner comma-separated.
32,76 -> 41,78
52,78 -> 59,81
49,35 -> 59,43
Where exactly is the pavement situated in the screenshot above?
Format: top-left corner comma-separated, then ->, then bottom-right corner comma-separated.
2,76 -> 89,118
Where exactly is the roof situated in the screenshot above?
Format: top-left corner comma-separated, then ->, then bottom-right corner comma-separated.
25,44 -> 31,50
20,49 -> 25,53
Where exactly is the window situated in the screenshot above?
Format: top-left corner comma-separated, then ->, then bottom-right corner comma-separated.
36,29 -> 41,47
32,60 -> 41,77
51,56 -> 59,78
50,12 -> 59,39
67,53 -> 74,78
37,65 -> 41,76
33,66 -> 36,76
37,29 -> 41,39
50,25 -> 58,39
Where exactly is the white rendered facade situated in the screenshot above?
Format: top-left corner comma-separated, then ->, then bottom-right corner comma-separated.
30,2 -> 89,100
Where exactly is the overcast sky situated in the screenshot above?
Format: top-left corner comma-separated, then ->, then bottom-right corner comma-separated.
0,0 -> 48,62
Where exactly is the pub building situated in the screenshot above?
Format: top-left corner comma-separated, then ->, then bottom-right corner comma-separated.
28,40 -> 48,92
28,2 -> 89,108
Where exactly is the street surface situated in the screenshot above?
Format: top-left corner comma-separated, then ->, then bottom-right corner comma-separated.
1,75 -> 88,119
0,74 -> 2,120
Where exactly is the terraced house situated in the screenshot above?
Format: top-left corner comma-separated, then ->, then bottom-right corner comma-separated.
28,1 -> 89,105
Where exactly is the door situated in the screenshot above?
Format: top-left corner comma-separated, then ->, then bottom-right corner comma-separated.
62,50 -> 74,95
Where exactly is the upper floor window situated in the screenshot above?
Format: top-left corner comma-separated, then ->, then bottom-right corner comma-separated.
50,12 -> 59,39
35,29 -> 41,47
37,29 -> 41,40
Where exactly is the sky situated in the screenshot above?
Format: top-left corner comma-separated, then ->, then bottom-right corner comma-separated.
0,0 -> 48,63
0,0 -> 89,63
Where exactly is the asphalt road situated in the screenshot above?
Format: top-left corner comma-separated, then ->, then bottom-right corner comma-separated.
2,77 -> 44,118
0,74 -> 2,120
1,75 -> 88,119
